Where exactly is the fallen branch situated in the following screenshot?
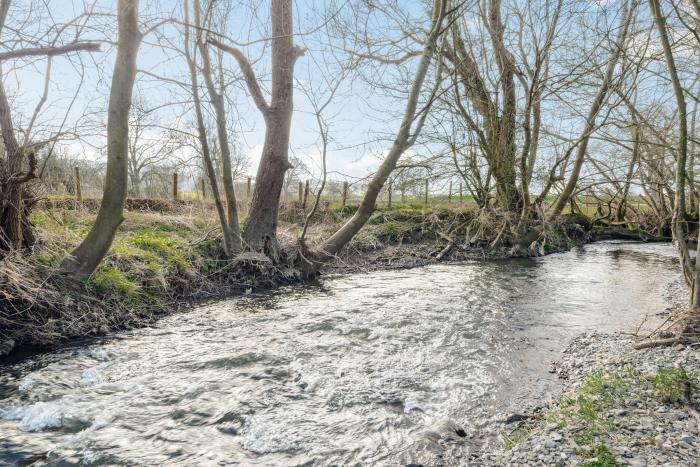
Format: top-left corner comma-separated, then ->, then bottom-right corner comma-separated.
632,337 -> 682,350
436,240 -> 455,260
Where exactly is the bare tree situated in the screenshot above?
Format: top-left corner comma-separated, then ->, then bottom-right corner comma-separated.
126,95 -> 182,197
0,0 -> 99,252
194,0 -> 242,253
297,0 -> 449,274
547,0 -> 634,219
60,0 -> 142,277
210,0 -> 305,260
648,0 -> 698,310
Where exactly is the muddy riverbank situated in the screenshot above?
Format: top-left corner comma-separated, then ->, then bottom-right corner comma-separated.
1,204 -> 592,356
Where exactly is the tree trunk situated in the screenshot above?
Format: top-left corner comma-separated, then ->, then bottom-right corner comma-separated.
310,0 -> 447,269
242,0 -> 298,258
488,0 -> 519,213
182,0 -> 235,256
648,0 -> 698,308
60,0 -> 141,277
210,0 -> 302,261
195,0 -> 241,253
0,79 -> 28,250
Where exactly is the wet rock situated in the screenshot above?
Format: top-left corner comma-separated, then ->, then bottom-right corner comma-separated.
0,339 -> 14,357
504,413 -> 530,424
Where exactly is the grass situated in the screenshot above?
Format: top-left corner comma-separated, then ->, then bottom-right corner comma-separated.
500,426 -> 532,450
651,368 -> 695,404
88,266 -> 138,295
28,206 -> 219,305
578,443 -> 618,467
503,366 -> 700,463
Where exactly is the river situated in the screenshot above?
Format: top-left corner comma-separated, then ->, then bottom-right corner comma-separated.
0,242 -> 679,466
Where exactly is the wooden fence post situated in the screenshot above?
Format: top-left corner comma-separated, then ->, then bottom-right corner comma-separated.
247,177 -> 252,199
302,180 -> 310,209
388,180 -> 392,208
459,183 -> 463,205
342,181 -> 348,207
424,179 -> 429,206
172,172 -> 178,201
201,178 -> 206,200
298,181 -> 303,205
73,166 -> 82,202
448,180 -> 452,204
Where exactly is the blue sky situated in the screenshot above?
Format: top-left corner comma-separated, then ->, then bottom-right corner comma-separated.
3,0 -> 434,183
5,0 -> 687,196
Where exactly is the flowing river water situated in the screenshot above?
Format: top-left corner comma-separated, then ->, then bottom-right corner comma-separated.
0,242 -> 680,466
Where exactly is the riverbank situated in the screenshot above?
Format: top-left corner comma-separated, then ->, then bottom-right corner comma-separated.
0,200 -> 615,356
0,202 -> 476,355
478,279 -> 700,466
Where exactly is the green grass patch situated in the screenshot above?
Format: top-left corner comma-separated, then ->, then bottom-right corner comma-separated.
651,368 -> 695,404
578,443 -> 618,466
500,426 -> 532,450
87,266 -> 138,295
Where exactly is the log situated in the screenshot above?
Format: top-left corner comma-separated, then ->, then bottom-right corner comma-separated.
592,226 -> 671,242
632,337 -> 681,350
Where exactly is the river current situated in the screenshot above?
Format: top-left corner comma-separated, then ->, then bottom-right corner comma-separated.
0,242 -> 679,465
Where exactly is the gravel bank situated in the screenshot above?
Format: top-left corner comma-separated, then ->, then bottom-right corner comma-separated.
478,280 -> 699,466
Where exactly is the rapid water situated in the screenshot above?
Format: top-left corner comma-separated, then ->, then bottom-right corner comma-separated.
0,242 -> 680,466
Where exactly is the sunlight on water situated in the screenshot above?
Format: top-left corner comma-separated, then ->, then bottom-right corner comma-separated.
0,242 -> 679,465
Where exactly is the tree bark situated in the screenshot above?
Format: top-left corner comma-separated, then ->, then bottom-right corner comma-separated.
194,0 -> 242,253
60,0 -> 141,277
210,0 -> 303,260
182,0 -> 234,256
648,0 -> 698,307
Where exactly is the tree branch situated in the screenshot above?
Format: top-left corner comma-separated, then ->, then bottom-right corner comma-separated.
0,41 -> 101,61
207,38 -> 270,115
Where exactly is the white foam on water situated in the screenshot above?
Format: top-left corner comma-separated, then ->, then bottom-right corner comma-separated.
87,348 -> 110,361
18,377 -> 34,393
240,415 -> 301,454
89,412 -> 113,431
1,399 -> 113,433
80,366 -> 105,386
82,450 -> 98,464
2,401 -> 65,432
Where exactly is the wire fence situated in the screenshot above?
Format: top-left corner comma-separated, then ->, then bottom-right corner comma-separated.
39,167 -> 651,218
